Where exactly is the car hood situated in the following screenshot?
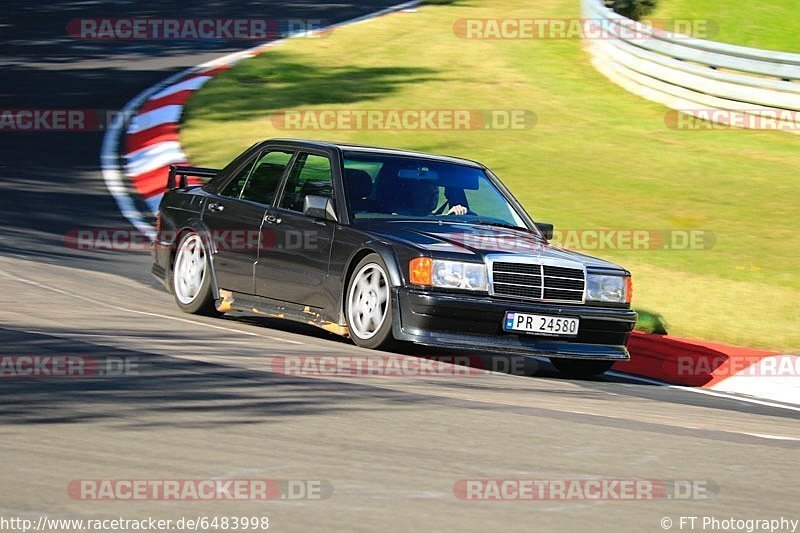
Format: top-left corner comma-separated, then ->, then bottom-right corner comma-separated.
361,219 -> 626,272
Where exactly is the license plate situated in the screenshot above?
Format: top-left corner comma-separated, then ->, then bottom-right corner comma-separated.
503,312 -> 579,337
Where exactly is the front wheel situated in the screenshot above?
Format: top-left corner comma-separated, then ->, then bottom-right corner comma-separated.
345,254 -> 396,350
171,232 -> 220,316
550,358 -> 614,379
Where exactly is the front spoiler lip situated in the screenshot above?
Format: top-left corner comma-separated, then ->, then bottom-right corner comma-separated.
391,287 -> 633,361
393,331 -> 631,361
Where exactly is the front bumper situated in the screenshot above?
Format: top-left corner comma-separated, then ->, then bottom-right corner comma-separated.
392,288 -> 636,360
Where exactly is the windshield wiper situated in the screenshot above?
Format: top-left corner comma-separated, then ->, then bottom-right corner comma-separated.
472,220 -> 529,232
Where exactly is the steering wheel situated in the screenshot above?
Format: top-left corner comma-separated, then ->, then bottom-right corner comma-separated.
435,200 -> 474,216
444,207 -> 475,216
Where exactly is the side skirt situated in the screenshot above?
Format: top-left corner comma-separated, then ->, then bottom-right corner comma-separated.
218,290 -> 349,337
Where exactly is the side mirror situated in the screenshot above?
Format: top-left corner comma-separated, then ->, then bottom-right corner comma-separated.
303,195 -> 338,222
535,222 -> 553,240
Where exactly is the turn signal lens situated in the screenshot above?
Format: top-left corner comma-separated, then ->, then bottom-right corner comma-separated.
409,257 -> 432,286
625,276 -> 633,304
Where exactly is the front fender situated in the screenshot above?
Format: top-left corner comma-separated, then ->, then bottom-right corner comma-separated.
334,239 -> 409,328
345,240 -> 405,288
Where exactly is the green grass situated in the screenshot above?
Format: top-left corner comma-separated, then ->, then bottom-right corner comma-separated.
182,0 -> 800,351
651,0 -> 800,53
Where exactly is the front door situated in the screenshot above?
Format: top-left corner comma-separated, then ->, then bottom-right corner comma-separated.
255,152 -> 335,309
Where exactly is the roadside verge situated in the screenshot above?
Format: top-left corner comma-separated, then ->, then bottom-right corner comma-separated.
621,333 -> 799,405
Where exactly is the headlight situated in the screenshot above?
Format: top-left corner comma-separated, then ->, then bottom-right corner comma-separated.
409,258 -> 488,291
586,274 -> 631,303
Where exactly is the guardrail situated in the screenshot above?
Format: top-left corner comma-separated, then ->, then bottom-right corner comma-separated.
581,0 -> 800,131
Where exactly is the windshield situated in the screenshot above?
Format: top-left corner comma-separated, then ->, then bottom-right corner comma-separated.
342,152 -> 528,229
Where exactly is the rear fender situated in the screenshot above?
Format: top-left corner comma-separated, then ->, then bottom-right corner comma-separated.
167,220 -> 222,301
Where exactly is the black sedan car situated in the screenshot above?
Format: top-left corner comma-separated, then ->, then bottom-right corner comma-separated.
152,139 -> 636,377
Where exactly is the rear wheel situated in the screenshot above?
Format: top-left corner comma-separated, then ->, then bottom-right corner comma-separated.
345,254 -> 395,350
550,358 -> 614,379
171,232 -> 220,316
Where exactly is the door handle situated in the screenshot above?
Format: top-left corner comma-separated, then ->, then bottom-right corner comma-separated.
208,202 -> 224,213
264,214 -> 282,224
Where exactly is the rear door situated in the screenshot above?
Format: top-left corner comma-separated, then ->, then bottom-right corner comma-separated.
255,151 -> 336,308
203,149 -> 293,294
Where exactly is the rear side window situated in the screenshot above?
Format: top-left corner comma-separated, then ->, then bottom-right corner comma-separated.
278,153 -> 334,212
218,160 -> 254,198
240,151 -> 293,204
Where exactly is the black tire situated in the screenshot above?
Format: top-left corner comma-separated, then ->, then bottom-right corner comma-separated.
170,231 -> 221,316
550,358 -> 614,379
345,253 -> 396,350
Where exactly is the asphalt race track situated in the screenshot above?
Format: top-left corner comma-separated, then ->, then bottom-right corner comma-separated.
1,3 -> 798,532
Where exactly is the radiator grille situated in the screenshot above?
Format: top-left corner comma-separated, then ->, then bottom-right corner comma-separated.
491,261 -> 585,303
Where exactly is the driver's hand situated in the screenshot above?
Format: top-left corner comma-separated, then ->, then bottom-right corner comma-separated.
446,204 -> 467,215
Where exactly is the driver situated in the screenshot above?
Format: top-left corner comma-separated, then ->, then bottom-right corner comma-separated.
407,181 -> 467,216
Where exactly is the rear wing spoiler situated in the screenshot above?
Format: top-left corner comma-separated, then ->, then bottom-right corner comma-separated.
167,165 -> 219,190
